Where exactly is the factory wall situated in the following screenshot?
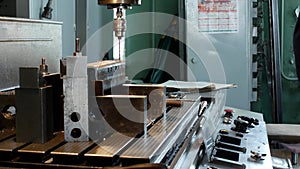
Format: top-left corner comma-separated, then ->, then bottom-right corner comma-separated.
125,0 -> 179,82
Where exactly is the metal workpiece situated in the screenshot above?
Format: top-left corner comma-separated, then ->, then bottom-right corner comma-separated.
63,77 -> 89,142
0,17 -> 61,91
19,67 -> 41,89
87,60 -> 126,80
66,56 -> 87,78
43,73 -> 64,132
15,86 -> 54,144
64,55 -> 89,142
124,84 -> 166,123
87,60 -> 127,141
16,67 -> 54,143
87,60 -> 126,92
96,95 -> 147,137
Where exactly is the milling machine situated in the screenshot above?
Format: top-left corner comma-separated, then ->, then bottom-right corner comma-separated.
0,1 -> 273,168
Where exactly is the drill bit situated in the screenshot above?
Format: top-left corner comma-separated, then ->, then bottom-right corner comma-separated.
118,39 -> 121,60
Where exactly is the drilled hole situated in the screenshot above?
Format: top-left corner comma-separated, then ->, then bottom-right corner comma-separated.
70,128 -> 82,138
70,112 -> 80,122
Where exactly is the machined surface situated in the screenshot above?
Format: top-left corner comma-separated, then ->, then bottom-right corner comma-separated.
50,141 -> 95,164
18,132 -> 64,154
85,133 -> 135,166
51,141 -> 95,156
88,61 -> 126,92
88,61 -> 126,96
64,56 -> 89,142
18,132 -> 65,161
88,61 -> 127,141
15,86 -> 54,144
0,137 -> 27,152
0,17 -> 61,91
19,67 -> 40,89
97,95 -> 147,137
86,133 -> 133,157
88,61 -> 126,80
124,84 -> 166,123
120,94 -> 200,165
43,73 -> 64,132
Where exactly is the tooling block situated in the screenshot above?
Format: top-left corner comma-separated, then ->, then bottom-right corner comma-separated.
87,60 -> 127,140
15,87 -> 53,143
19,67 -> 40,89
64,56 -> 89,142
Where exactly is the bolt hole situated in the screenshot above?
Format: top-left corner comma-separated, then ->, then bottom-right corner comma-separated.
70,112 -> 80,122
2,105 -> 16,117
70,128 -> 82,138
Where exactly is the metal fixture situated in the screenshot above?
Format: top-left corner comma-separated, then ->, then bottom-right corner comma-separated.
15,67 -> 54,143
63,38 -> 89,142
40,58 -> 48,76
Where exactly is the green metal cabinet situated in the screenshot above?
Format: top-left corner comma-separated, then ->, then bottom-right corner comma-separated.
279,0 -> 300,123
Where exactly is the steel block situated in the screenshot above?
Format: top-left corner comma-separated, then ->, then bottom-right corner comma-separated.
15,87 -> 53,143
124,84 -> 166,123
63,56 -> 89,142
96,95 -> 147,137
